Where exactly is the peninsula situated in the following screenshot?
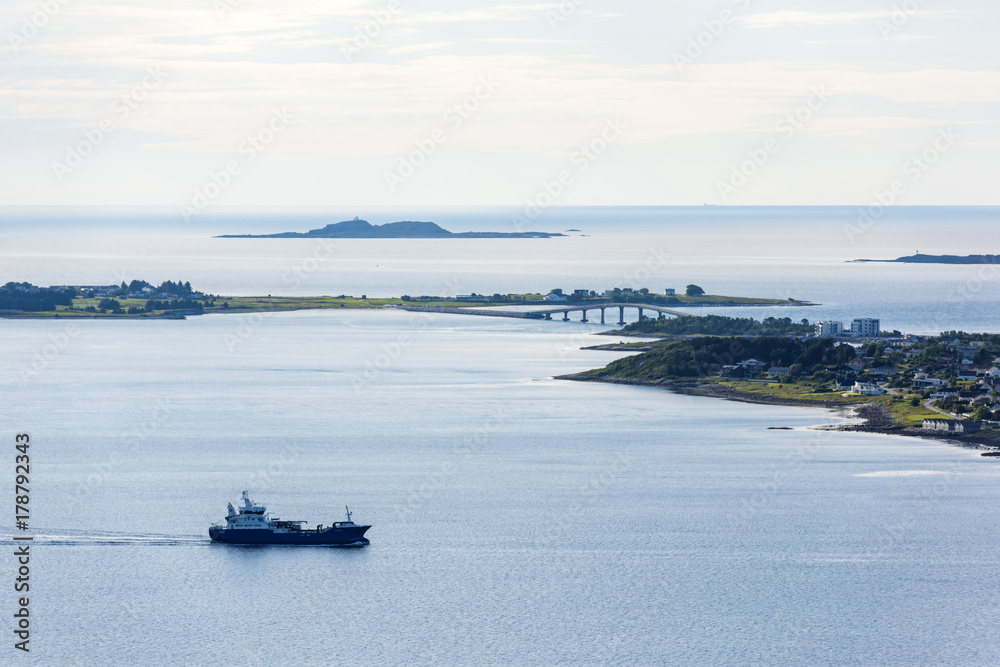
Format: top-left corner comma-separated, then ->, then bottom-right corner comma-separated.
216,218 -> 563,239
562,330 -> 1000,449
0,281 -> 809,318
852,253 -> 1000,264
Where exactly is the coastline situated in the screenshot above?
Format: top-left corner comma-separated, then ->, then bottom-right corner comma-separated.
0,293 -> 808,320
556,372 -> 1000,452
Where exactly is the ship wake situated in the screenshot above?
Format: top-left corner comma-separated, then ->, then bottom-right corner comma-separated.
3,530 -> 208,546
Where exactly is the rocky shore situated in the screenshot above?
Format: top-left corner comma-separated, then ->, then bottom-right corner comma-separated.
557,373 -> 1000,452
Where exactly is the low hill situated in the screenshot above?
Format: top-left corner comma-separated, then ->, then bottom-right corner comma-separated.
217,219 -> 563,239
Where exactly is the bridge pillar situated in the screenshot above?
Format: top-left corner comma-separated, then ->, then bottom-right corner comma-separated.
563,311 -> 569,321
544,313 -> 551,320
581,309 -> 588,323
600,308 -> 605,324
618,306 -> 625,325
638,307 -> 644,321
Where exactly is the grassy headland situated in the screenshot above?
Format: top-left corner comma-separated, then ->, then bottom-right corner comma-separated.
565,333 -> 1000,445
0,280 -> 804,318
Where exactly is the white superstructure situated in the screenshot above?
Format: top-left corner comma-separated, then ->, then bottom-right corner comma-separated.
223,490 -> 306,531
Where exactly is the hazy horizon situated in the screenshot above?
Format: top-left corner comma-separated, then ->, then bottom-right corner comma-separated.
2,1 -> 997,208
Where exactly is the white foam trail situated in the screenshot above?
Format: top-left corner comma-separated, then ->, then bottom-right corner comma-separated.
1,532 -> 207,546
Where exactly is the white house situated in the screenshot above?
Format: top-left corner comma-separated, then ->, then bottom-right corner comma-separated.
930,390 -> 958,399
912,373 -> 944,388
545,293 -> 568,302
923,419 -> 980,433
853,382 -> 886,396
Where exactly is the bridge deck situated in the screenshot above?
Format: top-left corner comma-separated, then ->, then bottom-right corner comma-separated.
395,302 -> 692,320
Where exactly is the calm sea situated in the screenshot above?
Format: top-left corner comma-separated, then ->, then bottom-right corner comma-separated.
3,206 -> 1000,665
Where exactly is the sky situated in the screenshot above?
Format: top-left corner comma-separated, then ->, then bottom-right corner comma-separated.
1,0 -> 997,207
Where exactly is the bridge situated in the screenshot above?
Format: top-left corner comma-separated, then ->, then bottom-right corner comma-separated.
396,302 -> 692,325
523,302 -> 691,324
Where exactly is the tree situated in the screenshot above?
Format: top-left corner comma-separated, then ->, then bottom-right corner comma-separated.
550,288 -> 564,296
685,284 -> 705,296
98,298 -> 122,313
971,405 -> 992,422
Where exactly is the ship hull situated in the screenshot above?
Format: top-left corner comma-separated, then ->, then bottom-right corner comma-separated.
209,525 -> 370,546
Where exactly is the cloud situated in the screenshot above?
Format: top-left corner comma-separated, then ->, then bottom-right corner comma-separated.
398,5 -> 562,25
801,35 -> 941,45
742,10 -> 969,28
387,42 -> 455,55
0,1 -> 995,205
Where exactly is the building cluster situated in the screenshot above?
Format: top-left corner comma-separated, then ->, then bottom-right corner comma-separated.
720,336 -> 1000,430
543,288 -> 677,302
45,283 -> 205,301
815,318 -> 881,338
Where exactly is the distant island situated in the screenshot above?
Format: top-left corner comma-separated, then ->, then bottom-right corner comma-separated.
853,254 -> 999,264
1,280 -> 808,318
216,218 -> 564,239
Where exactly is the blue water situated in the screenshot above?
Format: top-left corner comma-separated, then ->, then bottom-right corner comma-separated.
3,207 -> 1000,665
2,205 -> 1000,334
2,309 -> 999,665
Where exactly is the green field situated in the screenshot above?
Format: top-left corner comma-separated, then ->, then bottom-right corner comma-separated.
711,379 -> 941,426
3,291 -> 794,318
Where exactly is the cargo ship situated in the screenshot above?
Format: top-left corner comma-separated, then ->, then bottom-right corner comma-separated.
208,491 -> 370,546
